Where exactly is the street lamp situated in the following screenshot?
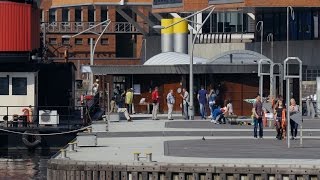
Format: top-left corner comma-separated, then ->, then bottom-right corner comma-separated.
256,21 -> 264,55
287,6 -> 294,57
154,5 -> 215,120
62,19 -> 111,94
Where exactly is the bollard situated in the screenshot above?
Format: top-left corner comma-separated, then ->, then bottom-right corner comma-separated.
133,152 -> 140,161
68,142 -> 76,152
146,153 -> 152,162
60,149 -> 67,158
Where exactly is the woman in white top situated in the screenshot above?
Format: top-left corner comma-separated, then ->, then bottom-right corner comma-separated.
226,99 -> 234,115
289,98 -> 299,140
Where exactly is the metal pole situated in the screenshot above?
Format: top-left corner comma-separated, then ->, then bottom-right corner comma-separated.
89,38 -> 94,95
299,62 -> 303,146
286,77 -> 290,148
261,21 -> 263,55
189,7 -> 215,120
259,75 -> 263,97
287,7 -> 289,58
107,83 -> 110,122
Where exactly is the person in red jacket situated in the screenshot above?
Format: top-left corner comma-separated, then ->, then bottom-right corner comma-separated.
152,87 -> 160,120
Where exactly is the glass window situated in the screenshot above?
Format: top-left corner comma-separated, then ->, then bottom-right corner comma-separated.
88,6 -> 95,22
101,38 -> 109,45
49,9 -> 56,23
40,10 -> 43,22
12,78 -> 27,95
49,38 -> 57,45
75,38 -> 83,45
62,38 -> 70,45
0,77 -> 9,95
101,6 -> 108,22
62,8 -> 69,22
75,8 -> 82,22
87,38 -> 96,45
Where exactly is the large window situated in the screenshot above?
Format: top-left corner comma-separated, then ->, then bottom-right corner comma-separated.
62,8 -> 69,22
12,78 -> 27,95
49,9 -> 56,23
75,8 -> 82,22
0,77 -> 9,95
101,6 -> 108,22
88,6 -> 95,22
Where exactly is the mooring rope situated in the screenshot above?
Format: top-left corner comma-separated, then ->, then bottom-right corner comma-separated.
0,125 -> 91,136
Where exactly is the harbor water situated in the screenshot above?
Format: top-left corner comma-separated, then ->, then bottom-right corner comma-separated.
0,149 -> 55,180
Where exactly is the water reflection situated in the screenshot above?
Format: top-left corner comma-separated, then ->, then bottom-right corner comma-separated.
0,149 -> 56,180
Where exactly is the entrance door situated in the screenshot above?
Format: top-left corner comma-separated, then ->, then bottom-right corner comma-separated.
162,83 -> 183,113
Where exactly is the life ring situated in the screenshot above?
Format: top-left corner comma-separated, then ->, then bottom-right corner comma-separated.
22,131 -> 41,148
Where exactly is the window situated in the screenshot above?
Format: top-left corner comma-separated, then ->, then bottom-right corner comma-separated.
101,6 -> 108,22
12,78 -> 27,95
0,77 -> 9,95
75,8 -> 82,22
40,10 -> 43,22
87,38 -> 96,45
75,38 -> 83,45
62,38 -> 70,45
49,38 -> 57,45
62,8 -> 69,22
88,6 -> 95,22
49,9 -> 56,23
101,38 -> 109,45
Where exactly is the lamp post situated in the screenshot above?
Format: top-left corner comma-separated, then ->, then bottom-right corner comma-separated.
62,19 -> 111,94
267,33 -> 274,61
256,21 -> 264,55
153,5 -> 215,120
287,6 -> 295,58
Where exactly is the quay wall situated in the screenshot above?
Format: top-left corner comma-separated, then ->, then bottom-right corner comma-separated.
47,159 -> 320,180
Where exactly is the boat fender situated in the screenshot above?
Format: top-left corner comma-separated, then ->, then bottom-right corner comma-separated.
22,131 -> 41,148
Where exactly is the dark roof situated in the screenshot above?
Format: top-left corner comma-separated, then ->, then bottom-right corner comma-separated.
90,64 -> 258,75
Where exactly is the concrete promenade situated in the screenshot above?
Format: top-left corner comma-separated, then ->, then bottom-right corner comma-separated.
46,115 -> 320,180
57,116 -> 320,167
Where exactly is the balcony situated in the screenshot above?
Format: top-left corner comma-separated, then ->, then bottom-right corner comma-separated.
41,22 -> 142,34
153,0 -> 183,8
208,0 -> 243,5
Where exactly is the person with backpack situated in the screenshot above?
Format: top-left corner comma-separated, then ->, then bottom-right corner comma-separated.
152,87 -> 160,120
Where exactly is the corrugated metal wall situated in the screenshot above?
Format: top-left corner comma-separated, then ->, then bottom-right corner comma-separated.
0,1 -> 40,52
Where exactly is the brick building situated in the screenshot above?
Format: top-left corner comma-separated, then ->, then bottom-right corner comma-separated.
40,0 -> 159,80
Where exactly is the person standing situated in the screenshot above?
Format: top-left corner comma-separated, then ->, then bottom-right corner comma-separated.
274,100 -> 285,140
180,88 -> 189,120
167,89 -> 175,120
289,98 -> 299,140
125,88 -> 134,114
253,94 -> 264,139
208,89 -> 217,119
151,87 -> 160,120
197,85 -> 208,120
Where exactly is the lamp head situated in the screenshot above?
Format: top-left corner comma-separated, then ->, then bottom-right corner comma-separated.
62,35 -> 72,39
153,25 -> 164,29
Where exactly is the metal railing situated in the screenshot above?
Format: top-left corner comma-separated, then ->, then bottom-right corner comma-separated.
194,32 -> 254,44
0,104 -> 94,129
41,21 -> 142,34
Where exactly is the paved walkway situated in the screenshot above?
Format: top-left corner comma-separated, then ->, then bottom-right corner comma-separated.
59,118 -> 320,168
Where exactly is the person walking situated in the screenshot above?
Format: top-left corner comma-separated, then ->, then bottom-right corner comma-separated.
180,88 -> 189,120
125,88 -> 134,114
253,94 -> 264,139
289,98 -> 299,140
167,89 -> 175,120
197,85 -> 208,120
274,100 -> 285,140
151,87 -> 160,120
208,89 -> 217,119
